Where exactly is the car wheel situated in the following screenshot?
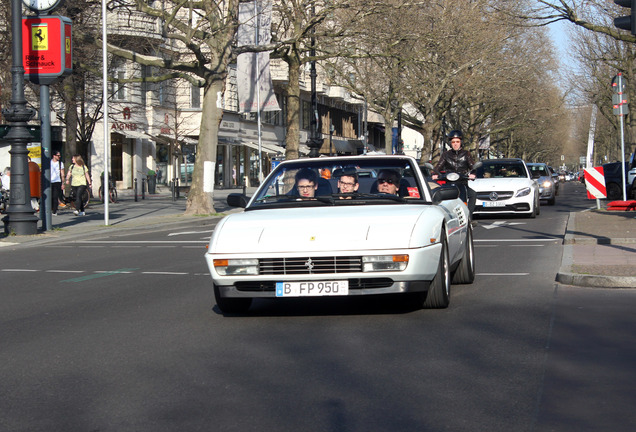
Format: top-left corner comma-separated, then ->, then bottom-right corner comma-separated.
452,224 -> 475,284
422,231 -> 451,309
528,198 -> 537,218
607,182 -> 622,200
214,284 -> 252,314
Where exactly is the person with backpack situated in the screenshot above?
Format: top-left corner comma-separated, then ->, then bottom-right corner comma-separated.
65,154 -> 92,216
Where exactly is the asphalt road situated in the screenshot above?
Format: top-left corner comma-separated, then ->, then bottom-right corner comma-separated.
1,181 -> 635,432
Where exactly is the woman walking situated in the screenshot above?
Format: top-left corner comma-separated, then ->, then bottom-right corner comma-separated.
65,155 -> 92,216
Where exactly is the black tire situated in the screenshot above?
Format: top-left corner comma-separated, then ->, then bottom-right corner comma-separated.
452,224 -> 475,284
214,284 -> 252,314
98,186 -> 104,203
109,188 -> 118,203
607,182 -> 622,200
422,232 -> 451,309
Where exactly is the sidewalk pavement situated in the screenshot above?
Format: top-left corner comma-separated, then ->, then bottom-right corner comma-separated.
0,185 -> 258,247
2,185 -> 635,289
557,209 -> 636,288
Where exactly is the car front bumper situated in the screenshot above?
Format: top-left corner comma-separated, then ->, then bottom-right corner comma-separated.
206,244 -> 442,298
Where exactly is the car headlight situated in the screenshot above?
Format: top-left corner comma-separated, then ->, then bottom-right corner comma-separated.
542,181 -> 552,188
213,258 -> 259,275
515,187 -> 531,197
362,255 -> 409,272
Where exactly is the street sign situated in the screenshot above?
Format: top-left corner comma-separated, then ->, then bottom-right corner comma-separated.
22,16 -> 72,85
584,167 -> 607,199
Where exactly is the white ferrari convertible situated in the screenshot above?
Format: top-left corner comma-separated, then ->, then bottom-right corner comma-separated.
205,155 -> 475,313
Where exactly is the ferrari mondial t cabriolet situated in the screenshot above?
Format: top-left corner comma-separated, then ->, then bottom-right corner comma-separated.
205,155 -> 475,313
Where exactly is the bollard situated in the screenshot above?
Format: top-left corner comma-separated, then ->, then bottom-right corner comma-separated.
141,178 -> 146,200
170,180 -> 175,201
174,178 -> 180,200
134,178 -> 138,202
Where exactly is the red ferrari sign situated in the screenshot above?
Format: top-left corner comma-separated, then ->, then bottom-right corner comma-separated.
22,16 -> 72,85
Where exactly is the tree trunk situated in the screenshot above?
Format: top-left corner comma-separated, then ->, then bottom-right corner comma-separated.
284,54 -> 301,160
185,78 -> 224,215
64,74 -> 78,164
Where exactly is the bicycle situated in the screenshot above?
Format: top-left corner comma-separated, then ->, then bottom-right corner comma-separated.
99,178 -> 118,203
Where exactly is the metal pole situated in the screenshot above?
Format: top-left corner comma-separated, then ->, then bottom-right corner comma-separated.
2,0 -> 38,235
40,85 -> 52,231
102,0 -> 110,225
305,4 -> 321,158
619,108 -> 628,201
255,0 -> 263,183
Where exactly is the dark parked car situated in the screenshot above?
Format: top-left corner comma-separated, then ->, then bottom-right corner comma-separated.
602,161 -> 630,200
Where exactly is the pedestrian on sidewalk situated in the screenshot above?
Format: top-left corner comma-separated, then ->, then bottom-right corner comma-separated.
50,152 -> 65,215
65,155 -> 92,216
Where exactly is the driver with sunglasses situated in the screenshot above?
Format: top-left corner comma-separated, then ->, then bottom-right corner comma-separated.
376,169 -> 401,195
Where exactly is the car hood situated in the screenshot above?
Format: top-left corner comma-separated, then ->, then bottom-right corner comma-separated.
471,177 -> 533,192
210,205 -> 438,253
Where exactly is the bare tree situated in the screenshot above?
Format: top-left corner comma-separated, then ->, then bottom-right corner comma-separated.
107,0 -> 239,215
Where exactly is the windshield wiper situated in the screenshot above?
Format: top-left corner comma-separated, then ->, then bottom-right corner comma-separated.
349,193 -> 407,203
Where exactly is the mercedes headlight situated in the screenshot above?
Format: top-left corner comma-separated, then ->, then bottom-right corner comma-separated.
515,187 -> 531,197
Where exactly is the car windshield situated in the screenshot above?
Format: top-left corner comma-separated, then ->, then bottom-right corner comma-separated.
528,165 -> 549,177
248,157 -> 428,209
476,161 -> 528,179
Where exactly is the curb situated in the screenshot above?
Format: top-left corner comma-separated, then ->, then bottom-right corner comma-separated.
557,212 -> 636,289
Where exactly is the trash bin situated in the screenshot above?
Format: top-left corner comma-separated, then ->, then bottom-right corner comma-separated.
29,160 -> 41,198
147,170 -> 157,194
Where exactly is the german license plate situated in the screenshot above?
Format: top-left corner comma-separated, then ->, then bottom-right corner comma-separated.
275,281 -> 349,297
483,201 -> 505,207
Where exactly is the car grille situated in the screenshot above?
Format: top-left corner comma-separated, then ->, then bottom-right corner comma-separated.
259,256 -> 363,275
235,278 -> 394,292
476,191 -> 514,201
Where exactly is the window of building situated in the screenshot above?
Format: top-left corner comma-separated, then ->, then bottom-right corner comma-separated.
191,83 -> 201,108
111,68 -> 127,101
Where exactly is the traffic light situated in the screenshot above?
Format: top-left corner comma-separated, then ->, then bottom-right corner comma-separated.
614,0 -> 636,35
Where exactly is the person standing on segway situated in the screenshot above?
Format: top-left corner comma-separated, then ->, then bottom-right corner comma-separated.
432,130 -> 477,216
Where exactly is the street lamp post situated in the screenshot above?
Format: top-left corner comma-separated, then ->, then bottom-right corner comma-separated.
305,5 -> 323,158
2,0 -> 38,235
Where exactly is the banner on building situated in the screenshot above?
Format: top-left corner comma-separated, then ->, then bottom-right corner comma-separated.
237,0 -> 280,113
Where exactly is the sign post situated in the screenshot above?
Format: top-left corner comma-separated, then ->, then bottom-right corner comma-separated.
584,167 -> 607,209
612,73 -> 629,201
22,15 -> 72,230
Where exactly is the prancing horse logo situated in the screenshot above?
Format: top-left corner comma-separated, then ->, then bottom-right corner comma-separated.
305,258 -> 315,271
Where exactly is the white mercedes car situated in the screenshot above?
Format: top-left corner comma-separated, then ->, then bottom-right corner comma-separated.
205,155 -> 475,313
471,158 -> 540,218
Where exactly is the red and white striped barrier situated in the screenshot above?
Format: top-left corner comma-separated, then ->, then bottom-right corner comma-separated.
584,167 -> 606,199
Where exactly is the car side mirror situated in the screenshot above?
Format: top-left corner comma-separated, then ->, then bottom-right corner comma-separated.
227,193 -> 248,208
432,186 -> 460,203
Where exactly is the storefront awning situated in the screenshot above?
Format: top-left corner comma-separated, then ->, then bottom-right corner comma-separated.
239,141 -> 285,156
113,129 -> 151,140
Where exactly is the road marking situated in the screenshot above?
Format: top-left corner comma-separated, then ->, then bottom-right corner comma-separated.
167,230 -> 213,237
1,269 -> 38,272
142,271 -> 189,275
62,268 -> 139,282
475,238 -> 559,242
477,273 -> 530,276
46,270 -> 85,273
480,221 -> 526,230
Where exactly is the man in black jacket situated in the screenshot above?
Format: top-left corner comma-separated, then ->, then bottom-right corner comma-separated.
432,130 -> 477,214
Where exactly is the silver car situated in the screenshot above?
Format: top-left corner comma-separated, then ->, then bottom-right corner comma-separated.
527,163 -> 556,206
